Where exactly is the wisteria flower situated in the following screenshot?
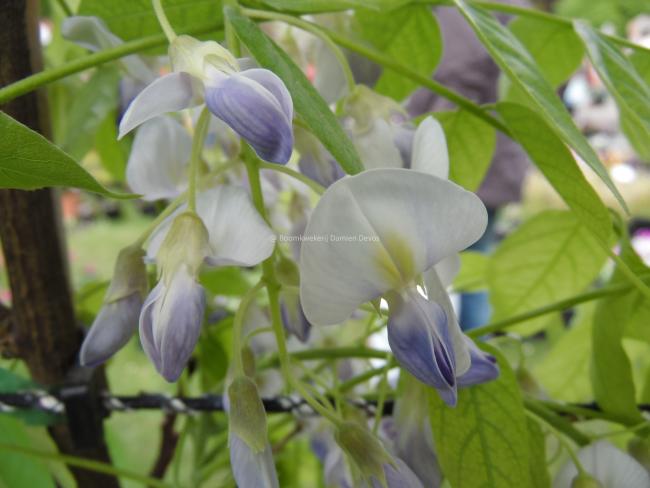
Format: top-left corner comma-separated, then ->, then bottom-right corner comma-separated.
118,35 -> 293,164
140,186 -> 275,381
300,168 -> 493,405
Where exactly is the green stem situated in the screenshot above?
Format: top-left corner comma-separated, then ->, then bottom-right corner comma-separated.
539,399 -> 640,426
188,107 -> 211,212
152,0 -> 177,42
337,365 -> 396,393
232,280 -> 265,375
524,398 -> 590,446
243,147 -> 342,426
259,346 -> 391,370
0,24 -> 222,105
242,8 -> 356,92
258,161 -> 325,195
467,277 -> 649,337
0,443 -> 173,488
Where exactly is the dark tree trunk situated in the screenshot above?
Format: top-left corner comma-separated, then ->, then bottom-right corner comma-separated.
0,1 -> 119,486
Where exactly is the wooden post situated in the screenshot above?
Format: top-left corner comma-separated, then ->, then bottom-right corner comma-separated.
0,1 -> 119,486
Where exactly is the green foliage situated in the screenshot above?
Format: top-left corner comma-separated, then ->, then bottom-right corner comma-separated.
453,251 -> 489,292
509,17 -> 584,88
498,102 -> 611,244
527,418 -> 551,488
0,112 -> 130,197
453,0 -> 626,211
0,417 -> 57,488
60,67 -> 120,161
434,110 -> 496,192
225,7 -> 364,175
533,305 -> 594,402
429,346 -> 532,487
488,211 -> 606,335
556,0 -> 650,32
260,0 -> 411,12
78,0 -> 223,42
591,239 -> 647,424
575,21 -> 650,159
355,5 -> 441,100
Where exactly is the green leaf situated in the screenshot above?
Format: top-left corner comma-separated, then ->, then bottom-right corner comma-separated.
527,418 -> 550,488
453,0 -> 626,211
198,318 -> 232,391
434,110 -> 496,192
226,7 -> 363,175
355,5 -> 441,100
429,346 -> 531,487
0,112 -> 131,198
0,417 -> 56,488
574,21 -> 650,159
488,211 -> 606,335
78,0 -> 223,43
94,110 -> 129,183
200,267 -> 252,296
61,67 -> 120,161
453,251 -> 489,292
498,102 -> 611,244
509,17 -> 584,88
533,304 -> 594,402
591,240 -> 645,424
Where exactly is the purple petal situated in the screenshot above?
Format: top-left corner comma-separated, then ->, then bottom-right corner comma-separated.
298,151 -> 345,188
280,292 -> 312,343
387,291 -> 458,406
240,69 -> 293,123
204,73 -> 293,164
392,124 -> 415,168
138,268 -> 205,382
457,338 -> 499,388
229,433 -> 279,488
79,294 -> 142,367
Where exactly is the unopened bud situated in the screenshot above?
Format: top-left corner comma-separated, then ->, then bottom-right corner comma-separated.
105,245 -> 147,303
157,212 -> 210,281
241,346 -> 256,378
335,421 -> 392,485
228,376 -> 268,453
343,85 -> 405,132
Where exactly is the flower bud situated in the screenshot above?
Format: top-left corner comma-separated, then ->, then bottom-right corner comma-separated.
335,421 -> 392,486
156,212 -> 210,282
228,376 -> 268,453
342,85 -> 405,132
241,345 -> 257,379
79,245 -> 147,367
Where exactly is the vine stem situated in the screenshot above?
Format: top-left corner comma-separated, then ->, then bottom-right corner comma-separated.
231,280 -> 265,375
152,0 -> 177,42
241,8 -> 356,92
0,443 -> 173,488
524,398 -> 590,446
188,107 -> 211,212
467,274 -> 650,337
132,192 -> 186,248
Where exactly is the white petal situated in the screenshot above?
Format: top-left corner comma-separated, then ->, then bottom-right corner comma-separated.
229,434 -> 279,488
433,254 -> 461,289
118,72 -> 197,138
554,441 -> 650,488
300,168 -> 487,325
354,119 -> 404,170
126,116 -> 191,201
411,116 -> 449,179
146,186 -> 275,267
424,267 -> 470,376
62,16 -> 154,83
